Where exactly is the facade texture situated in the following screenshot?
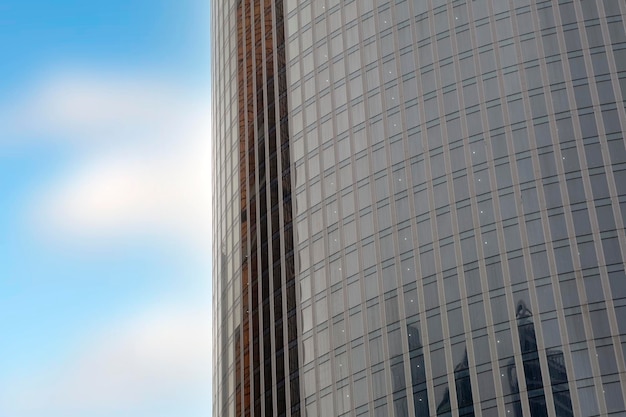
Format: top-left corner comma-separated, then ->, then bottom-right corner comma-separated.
213,0 -> 626,416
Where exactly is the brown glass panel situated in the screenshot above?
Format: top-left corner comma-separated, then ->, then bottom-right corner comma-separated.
236,0 -> 299,415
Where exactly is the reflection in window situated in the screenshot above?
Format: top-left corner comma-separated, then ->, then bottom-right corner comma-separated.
408,325 -> 430,417
507,301 -> 573,417
436,347 -> 476,417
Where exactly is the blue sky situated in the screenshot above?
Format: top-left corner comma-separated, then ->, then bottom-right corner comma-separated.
0,1 -> 212,416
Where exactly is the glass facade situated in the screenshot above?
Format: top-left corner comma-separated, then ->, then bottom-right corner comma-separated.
214,0 -> 626,416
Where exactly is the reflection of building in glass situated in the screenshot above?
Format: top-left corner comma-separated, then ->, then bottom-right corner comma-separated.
213,0 -> 626,415
508,301 -> 573,417
436,348 -> 475,417
407,325 -> 429,417
547,351 -> 573,417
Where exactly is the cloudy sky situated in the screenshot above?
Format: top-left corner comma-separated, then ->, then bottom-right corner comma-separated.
0,1 -> 212,416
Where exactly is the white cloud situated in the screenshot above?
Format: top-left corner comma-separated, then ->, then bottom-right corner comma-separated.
1,302 -> 212,417
1,69 -> 195,145
30,128 -> 212,249
2,69 -> 213,250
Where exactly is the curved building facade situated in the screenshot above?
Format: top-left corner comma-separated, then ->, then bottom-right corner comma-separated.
213,0 -> 626,416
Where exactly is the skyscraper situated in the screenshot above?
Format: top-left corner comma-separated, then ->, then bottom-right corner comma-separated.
212,0 -> 626,416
